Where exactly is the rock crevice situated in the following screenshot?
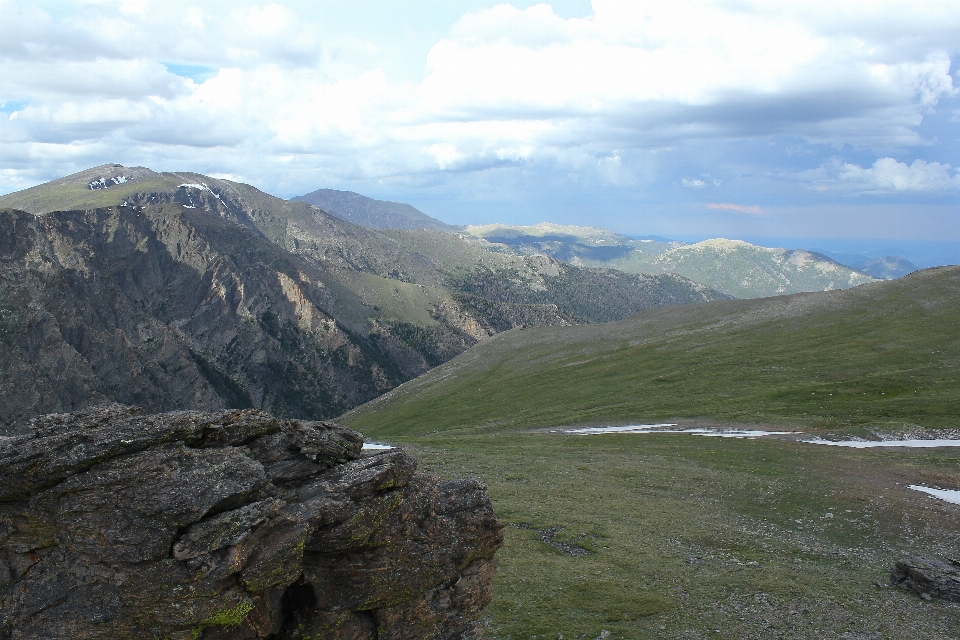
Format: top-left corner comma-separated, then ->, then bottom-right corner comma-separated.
0,404 -> 503,639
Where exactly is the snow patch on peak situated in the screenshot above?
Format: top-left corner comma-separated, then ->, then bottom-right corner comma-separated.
88,175 -> 130,190
178,183 -> 209,191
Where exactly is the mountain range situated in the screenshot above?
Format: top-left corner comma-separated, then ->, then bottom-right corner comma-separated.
463,223 -> 876,298
0,164 -> 723,430
251,195 -> 887,297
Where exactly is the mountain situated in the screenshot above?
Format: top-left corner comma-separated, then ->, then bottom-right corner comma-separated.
292,188 -> 459,232
341,266 -> 960,436
853,255 -> 918,280
631,239 -> 875,298
464,225 -> 875,298
811,249 -> 918,280
464,222 -> 679,263
0,165 -> 725,430
0,204 -> 421,430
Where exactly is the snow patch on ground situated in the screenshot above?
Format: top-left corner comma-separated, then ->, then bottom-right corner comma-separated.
802,438 -> 960,448
362,442 -> 394,450
178,182 -> 227,210
909,485 -> 960,505
566,425 -> 793,438
568,424 -> 677,434
88,175 -> 129,190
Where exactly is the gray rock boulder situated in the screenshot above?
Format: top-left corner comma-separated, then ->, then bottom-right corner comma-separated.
0,404 -> 503,639
891,556 -> 960,602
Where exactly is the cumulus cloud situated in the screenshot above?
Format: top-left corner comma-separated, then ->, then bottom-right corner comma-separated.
799,156 -> 960,193
0,0 -> 958,201
839,157 -> 960,192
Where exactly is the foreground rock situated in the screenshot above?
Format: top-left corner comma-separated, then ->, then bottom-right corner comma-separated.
0,405 -> 503,639
891,557 -> 960,602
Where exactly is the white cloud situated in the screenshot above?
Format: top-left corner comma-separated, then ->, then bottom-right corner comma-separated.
840,157 -> 960,192
0,0 -> 958,200
706,203 -> 765,215
119,0 -> 150,16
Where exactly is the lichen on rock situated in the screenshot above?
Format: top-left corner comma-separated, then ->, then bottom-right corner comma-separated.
0,404 -> 503,639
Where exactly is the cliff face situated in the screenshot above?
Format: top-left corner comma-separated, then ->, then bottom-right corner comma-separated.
0,405 -> 503,639
0,205 -> 434,430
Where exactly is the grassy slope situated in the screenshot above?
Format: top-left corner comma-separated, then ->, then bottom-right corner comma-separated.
400,429 -> 960,639
343,268 -> 960,638
343,266 -> 960,437
0,175 -> 182,212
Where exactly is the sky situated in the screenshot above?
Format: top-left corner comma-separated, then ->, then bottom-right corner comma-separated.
1,0 -> 958,261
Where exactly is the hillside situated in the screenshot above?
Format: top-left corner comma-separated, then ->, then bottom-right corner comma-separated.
292,188 -> 459,232
342,266 -> 960,436
0,166 -> 725,430
464,224 -> 874,298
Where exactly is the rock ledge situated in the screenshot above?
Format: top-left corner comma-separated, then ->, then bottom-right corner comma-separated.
0,404 -> 503,639
891,557 -> 960,603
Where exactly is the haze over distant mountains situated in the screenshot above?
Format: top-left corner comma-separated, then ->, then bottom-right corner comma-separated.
815,253 -> 919,281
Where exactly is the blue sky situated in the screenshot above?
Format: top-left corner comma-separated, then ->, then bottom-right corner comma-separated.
1,0 -> 958,259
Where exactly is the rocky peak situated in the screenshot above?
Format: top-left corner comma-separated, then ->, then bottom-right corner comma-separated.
0,404 -> 503,639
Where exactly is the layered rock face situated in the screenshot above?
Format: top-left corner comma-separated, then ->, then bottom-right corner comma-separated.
891,557 -> 960,603
0,405 -> 503,639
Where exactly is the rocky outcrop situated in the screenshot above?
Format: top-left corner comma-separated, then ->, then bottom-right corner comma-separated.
0,405 -> 503,639
891,557 -> 960,603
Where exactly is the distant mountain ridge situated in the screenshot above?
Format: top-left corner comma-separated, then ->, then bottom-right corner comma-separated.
464,224 -> 875,298
852,256 -> 918,280
811,248 -> 923,279
465,222 -> 680,262
292,188 -> 458,232
638,239 -> 874,298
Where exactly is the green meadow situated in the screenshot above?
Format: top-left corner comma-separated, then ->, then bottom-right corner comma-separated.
341,267 -> 960,638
